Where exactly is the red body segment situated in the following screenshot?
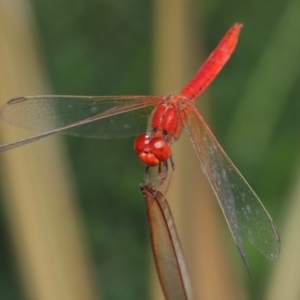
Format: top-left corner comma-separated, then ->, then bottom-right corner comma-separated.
151,103 -> 179,140
180,23 -> 242,100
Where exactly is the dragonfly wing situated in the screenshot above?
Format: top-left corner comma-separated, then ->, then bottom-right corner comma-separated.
183,104 -> 280,269
1,95 -> 160,139
0,95 -> 161,152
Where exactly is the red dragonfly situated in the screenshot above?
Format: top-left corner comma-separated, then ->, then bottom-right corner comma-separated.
0,24 -> 280,274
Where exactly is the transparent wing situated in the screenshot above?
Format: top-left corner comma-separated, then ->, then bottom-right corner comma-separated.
0,95 -> 161,151
1,95 -> 161,138
183,104 -> 280,272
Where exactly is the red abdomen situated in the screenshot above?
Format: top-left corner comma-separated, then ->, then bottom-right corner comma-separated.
180,23 -> 242,100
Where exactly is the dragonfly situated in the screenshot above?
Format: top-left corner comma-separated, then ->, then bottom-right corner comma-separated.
0,23 -> 280,274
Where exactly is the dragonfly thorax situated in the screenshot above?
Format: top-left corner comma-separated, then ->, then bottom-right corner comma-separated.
151,99 -> 184,141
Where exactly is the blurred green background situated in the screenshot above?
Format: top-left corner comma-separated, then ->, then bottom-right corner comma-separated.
0,0 -> 299,299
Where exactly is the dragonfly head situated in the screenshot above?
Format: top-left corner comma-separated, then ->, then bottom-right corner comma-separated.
134,134 -> 171,167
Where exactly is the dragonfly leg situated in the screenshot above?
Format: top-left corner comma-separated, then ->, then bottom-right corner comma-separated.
143,161 -> 167,188
144,166 -> 150,183
169,154 -> 175,170
161,155 -> 175,194
160,160 -> 168,177
143,155 -> 175,195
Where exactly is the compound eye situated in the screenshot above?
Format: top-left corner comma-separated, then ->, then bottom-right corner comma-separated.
149,137 -> 171,161
134,134 -> 151,154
